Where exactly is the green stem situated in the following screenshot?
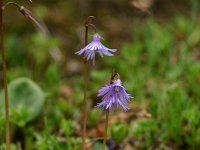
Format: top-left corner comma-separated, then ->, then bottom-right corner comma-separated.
0,0 -> 10,149
102,110 -> 109,150
81,22 -> 89,150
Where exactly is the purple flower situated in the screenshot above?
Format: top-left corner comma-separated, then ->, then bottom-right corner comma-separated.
75,33 -> 117,64
96,79 -> 132,111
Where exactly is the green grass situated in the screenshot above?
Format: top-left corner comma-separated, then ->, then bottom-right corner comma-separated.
105,17 -> 200,149
0,14 -> 200,149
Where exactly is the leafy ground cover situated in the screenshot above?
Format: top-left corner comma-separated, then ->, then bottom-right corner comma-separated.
0,0 -> 200,150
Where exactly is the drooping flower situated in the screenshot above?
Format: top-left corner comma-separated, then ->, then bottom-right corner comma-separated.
96,79 -> 132,111
75,33 -> 117,64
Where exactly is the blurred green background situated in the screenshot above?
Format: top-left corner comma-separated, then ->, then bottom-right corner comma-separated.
0,0 -> 200,149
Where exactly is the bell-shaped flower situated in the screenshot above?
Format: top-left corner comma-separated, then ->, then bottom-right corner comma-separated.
96,79 -> 132,111
75,33 -> 117,64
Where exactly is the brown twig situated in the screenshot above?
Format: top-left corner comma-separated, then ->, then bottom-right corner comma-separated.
1,2 -> 49,149
0,0 -> 10,149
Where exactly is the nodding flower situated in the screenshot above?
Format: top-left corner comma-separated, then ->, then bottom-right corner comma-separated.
75,33 -> 117,64
96,78 -> 132,111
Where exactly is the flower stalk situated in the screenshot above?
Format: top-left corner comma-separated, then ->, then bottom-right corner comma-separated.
81,16 -> 95,150
0,0 -> 10,149
1,1 -> 47,149
97,71 -> 132,149
82,28 -> 88,150
2,2 -> 49,35
102,71 -> 118,150
102,110 -> 109,150
76,16 -> 117,150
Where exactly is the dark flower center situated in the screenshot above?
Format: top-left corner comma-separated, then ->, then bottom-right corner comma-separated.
114,86 -> 120,93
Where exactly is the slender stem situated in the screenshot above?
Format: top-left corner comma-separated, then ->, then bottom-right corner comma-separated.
81,23 -> 89,150
2,3 -> 49,35
102,110 -> 109,150
85,23 -> 88,46
0,0 -> 10,150
81,16 -> 95,150
2,2 -> 21,9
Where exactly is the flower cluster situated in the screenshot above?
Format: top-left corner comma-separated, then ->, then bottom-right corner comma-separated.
75,33 -> 117,64
75,18 -> 133,150
97,78 -> 132,111
75,32 -> 133,111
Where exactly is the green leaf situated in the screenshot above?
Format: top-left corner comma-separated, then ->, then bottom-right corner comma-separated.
93,142 -> 108,150
0,77 -> 45,125
110,124 -> 129,144
0,143 -> 17,150
88,109 -> 102,128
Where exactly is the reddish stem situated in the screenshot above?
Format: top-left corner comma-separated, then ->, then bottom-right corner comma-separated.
102,110 -> 109,150
0,0 -> 11,149
81,19 -> 89,150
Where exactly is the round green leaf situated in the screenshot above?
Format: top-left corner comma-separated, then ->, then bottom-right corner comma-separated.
0,77 -> 45,123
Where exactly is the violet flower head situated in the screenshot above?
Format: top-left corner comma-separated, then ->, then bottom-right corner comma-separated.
75,33 -> 117,64
96,79 -> 132,111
